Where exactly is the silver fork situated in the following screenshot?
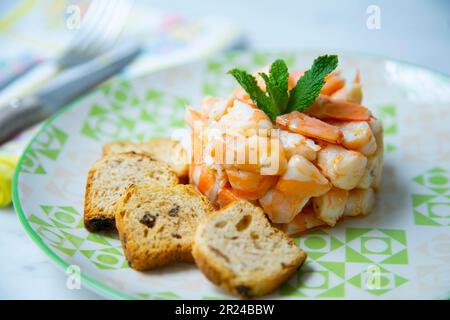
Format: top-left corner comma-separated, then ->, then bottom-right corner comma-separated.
0,0 -> 133,106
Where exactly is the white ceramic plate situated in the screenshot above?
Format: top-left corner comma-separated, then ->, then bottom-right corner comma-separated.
13,51 -> 450,299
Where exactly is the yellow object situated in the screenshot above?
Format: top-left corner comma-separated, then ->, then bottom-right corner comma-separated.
0,154 -> 18,207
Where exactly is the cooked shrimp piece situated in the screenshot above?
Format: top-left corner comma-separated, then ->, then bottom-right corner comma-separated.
312,187 -> 349,226
259,188 -> 309,223
200,96 -> 228,121
190,164 -> 227,203
371,153 -> 383,191
276,111 -> 343,144
185,107 -> 209,129
211,133 -> 287,175
317,144 -> 367,190
321,73 -> 345,96
279,206 -> 327,236
357,145 -> 384,189
225,168 -> 277,200
275,155 -> 331,198
217,185 -> 243,207
279,130 -> 320,161
366,118 -> 383,190
368,117 -> 383,146
229,86 -> 254,106
343,188 -> 376,217
331,71 -> 363,104
218,100 -> 273,136
306,95 -> 370,121
335,121 -> 377,156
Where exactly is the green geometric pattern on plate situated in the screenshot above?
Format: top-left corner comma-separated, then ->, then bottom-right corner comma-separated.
412,167 -> 450,226
282,230 -> 346,298
345,228 -> 408,265
373,104 -> 397,152
20,125 -> 68,174
29,205 -> 128,269
203,51 -> 297,97
282,227 -> 408,298
281,260 -> 346,298
81,79 -> 188,143
347,265 -> 408,296
295,230 -> 344,260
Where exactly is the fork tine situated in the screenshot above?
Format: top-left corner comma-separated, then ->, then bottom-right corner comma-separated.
76,0 -> 114,55
88,0 -> 133,54
58,0 -> 110,66
59,0 -> 133,68
82,0 -> 123,56
68,0 -> 107,51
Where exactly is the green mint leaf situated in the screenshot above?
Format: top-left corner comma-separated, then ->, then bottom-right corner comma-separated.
259,59 -> 289,114
227,68 -> 279,120
287,55 -> 338,113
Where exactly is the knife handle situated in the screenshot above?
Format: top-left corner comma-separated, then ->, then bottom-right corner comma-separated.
0,97 -> 45,145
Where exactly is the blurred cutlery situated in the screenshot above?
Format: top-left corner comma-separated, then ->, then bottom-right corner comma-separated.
0,41 -> 141,145
0,0 -> 133,106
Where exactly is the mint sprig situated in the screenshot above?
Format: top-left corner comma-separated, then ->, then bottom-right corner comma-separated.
227,68 -> 279,120
287,55 -> 338,112
227,55 -> 338,119
259,59 -> 289,115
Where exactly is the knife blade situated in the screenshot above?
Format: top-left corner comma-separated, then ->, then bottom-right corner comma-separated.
0,41 -> 141,145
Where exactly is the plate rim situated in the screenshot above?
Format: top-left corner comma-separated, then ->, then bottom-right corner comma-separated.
12,86 -> 135,300
12,51 -> 450,300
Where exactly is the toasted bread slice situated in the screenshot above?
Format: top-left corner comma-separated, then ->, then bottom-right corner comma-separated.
115,184 -> 214,270
84,152 -> 178,232
192,200 -> 307,298
102,138 -> 189,181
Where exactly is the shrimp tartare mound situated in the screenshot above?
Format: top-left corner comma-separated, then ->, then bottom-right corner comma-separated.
185,56 -> 383,235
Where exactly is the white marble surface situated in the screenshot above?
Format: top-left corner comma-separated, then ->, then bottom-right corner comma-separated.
0,206 -> 99,299
1,0 -> 449,300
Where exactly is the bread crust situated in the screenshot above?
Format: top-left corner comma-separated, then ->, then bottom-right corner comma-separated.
192,201 -> 307,298
84,152 -> 178,232
116,184 -> 213,270
84,165 -> 116,232
102,138 -> 189,182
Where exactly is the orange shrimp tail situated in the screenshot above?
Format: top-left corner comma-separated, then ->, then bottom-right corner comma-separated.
353,70 -> 361,84
307,96 -> 370,121
321,75 -> 345,96
276,112 -> 343,144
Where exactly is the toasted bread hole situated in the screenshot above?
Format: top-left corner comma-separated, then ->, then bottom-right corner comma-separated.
209,246 -> 230,263
214,220 -> 227,229
235,215 -> 252,232
143,229 -> 148,237
252,233 -> 262,249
